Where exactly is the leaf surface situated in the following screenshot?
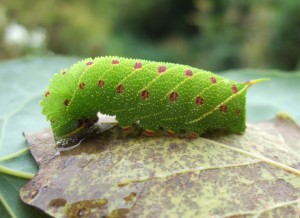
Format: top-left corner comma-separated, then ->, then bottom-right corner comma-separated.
21,115 -> 300,218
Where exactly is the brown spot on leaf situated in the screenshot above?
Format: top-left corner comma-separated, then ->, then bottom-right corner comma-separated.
124,192 -> 137,202
65,199 -> 108,217
49,198 -> 67,207
30,190 -> 39,199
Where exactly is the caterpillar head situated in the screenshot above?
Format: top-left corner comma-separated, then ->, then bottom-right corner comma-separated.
41,106 -> 99,139
40,91 -> 98,139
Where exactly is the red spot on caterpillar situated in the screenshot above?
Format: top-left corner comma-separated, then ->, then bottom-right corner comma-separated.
170,92 -> 179,102
134,62 -> 142,69
79,82 -> 85,89
112,59 -> 119,64
219,105 -> 227,112
141,90 -> 150,100
64,99 -> 70,106
117,84 -> 124,94
86,61 -> 93,66
211,77 -> 217,84
158,66 -> 167,73
195,96 -> 204,105
235,109 -> 241,115
44,91 -> 50,97
98,80 -> 104,88
185,69 -> 193,77
232,84 -> 238,94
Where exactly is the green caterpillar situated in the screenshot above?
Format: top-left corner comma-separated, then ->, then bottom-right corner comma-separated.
40,56 -> 267,138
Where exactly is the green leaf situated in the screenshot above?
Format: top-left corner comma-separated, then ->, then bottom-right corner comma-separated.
0,174 -> 47,218
0,57 -> 80,217
0,57 -> 299,217
0,56 -> 80,158
21,115 -> 300,217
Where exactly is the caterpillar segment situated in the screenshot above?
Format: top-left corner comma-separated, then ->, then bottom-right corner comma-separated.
40,56 -> 268,139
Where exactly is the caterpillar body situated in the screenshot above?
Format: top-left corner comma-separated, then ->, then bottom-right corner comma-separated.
40,56 -> 267,138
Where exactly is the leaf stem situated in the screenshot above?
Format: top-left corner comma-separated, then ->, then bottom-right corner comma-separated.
202,138 -> 300,176
0,95 -> 40,153
0,147 -> 29,161
0,192 -> 17,218
0,166 -> 34,179
222,199 -> 300,217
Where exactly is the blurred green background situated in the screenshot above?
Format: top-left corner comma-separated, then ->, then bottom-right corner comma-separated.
0,0 -> 300,72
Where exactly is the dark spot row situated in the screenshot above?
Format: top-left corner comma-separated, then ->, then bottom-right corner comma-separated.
61,87 -> 236,112
45,83 -> 239,115
105,59 -> 199,75
70,62 -> 238,93
45,78 -> 237,98
85,60 -> 236,91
